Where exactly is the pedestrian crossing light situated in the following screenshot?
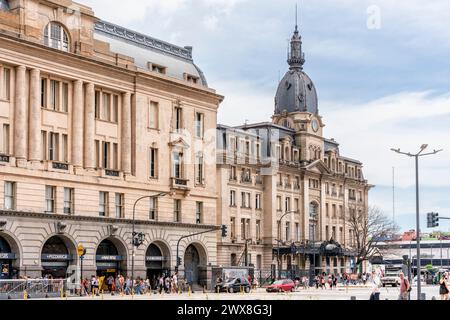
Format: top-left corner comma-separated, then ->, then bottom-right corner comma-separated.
221,225 -> 228,238
427,212 -> 439,228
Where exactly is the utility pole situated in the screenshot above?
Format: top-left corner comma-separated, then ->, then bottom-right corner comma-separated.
392,167 -> 395,224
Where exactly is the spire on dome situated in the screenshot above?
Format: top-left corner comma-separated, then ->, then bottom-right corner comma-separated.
287,4 -> 305,70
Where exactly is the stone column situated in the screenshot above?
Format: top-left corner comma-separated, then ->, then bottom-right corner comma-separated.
121,92 -> 131,174
14,65 -> 27,162
28,68 -> 41,162
84,83 -> 95,169
72,80 -> 84,168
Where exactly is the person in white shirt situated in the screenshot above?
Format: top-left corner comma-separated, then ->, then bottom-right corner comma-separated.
370,270 -> 381,300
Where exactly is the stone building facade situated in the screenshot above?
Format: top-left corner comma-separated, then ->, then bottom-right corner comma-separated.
216,25 -> 372,279
0,0 -> 223,286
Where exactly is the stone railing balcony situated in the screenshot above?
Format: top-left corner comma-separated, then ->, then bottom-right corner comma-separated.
171,177 -> 190,190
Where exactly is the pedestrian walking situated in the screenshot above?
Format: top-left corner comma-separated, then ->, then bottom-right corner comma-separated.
369,271 -> 382,300
398,272 -> 411,300
440,272 -> 449,300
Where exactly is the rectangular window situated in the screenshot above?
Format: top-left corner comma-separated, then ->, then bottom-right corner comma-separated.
241,219 -> 246,240
195,112 -> 204,138
102,141 -> 110,169
48,132 -> 59,161
245,219 -> 250,239
332,226 -> 336,240
196,202 -> 203,224
111,95 -> 119,123
62,134 -> 68,163
326,225 -> 330,241
148,101 -> 159,129
173,152 -> 182,178
149,197 -> 158,220
61,82 -> 68,112
4,181 -> 15,210
41,131 -> 47,160
277,196 -> 282,211
256,220 -> 261,241
230,190 -> 236,207
45,186 -> 56,213
195,153 -> 204,184
230,217 -> 236,239
41,78 -> 47,107
49,80 -> 60,111
294,198 -> 299,212
230,166 -> 237,180
115,193 -> 124,218
174,107 -> 182,131
149,148 -> 158,178
95,91 -> 100,119
295,223 -> 300,242
112,143 -> 118,170
1,124 -> 9,155
2,67 -> 10,101
99,191 -> 108,217
95,140 -> 100,168
63,188 -> 73,214
285,197 -> 291,212
174,199 -> 181,222
102,92 -> 111,121
255,194 -> 262,210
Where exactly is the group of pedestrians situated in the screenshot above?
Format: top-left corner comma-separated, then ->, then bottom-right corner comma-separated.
80,272 -> 188,296
313,274 -> 338,289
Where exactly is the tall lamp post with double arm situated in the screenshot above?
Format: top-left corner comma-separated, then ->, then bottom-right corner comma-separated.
391,144 -> 442,300
131,192 -> 167,281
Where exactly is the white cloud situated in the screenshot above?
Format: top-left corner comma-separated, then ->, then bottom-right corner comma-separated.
322,91 -> 450,188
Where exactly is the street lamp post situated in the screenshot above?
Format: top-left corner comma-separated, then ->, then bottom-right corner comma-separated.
276,211 -> 296,279
391,145 -> 442,300
131,192 -> 167,281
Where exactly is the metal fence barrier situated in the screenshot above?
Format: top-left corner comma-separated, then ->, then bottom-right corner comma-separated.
0,279 -> 69,300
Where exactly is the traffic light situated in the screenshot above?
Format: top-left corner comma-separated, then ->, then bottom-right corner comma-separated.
427,212 -> 439,228
221,225 -> 228,238
177,256 -> 182,266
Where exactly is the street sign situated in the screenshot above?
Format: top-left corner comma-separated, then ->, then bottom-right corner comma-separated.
77,244 -> 86,257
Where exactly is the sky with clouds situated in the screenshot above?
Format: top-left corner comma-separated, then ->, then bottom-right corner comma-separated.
82,0 -> 450,232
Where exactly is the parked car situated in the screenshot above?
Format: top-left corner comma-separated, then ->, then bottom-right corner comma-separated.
220,277 -> 251,293
266,279 -> 296,293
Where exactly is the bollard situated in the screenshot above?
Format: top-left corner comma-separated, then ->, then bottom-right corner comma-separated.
24,291 -> 28,300
420,293 -> 426,301
432,296 -> 436,300
188,286 -> 191,297
350,296 -> 356,300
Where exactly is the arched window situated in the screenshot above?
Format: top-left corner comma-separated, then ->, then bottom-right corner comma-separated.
44,22 -> 70,52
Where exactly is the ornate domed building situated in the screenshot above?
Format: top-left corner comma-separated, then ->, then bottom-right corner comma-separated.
216,22 -> 372,279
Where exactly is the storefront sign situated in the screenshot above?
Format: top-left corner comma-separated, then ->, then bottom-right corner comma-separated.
41,254 -> 72,261
96,262 -> 119,270
145,256 -> 165,262
0,253 -> 16,260
96,255 -> 122,261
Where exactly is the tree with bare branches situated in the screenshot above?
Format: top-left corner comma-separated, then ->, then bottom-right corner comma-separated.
346,205 -> 398,272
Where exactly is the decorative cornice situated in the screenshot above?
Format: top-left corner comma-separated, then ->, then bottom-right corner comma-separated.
94,20 -> 193,62
0,210 -> 219,231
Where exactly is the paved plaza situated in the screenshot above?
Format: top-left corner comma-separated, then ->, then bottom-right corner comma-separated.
39,285 -> 441,301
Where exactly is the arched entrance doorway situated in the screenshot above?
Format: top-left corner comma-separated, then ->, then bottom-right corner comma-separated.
41,236 -> 75,278
146,242 -> 170,283
95,239 -> 126,278
184,243 -> 207,286
0,235 -> 17,279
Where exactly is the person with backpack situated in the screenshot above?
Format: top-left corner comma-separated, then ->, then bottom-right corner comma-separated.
369,270 -> 382,300
398,272 -> 411,300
